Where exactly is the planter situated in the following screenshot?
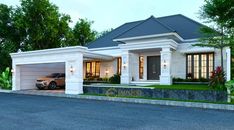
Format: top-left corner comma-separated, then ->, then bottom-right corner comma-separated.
84,86 -> 227,102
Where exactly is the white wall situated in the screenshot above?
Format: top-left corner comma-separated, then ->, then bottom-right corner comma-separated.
171,51 -> 186,78
100,60 -> 116,78
19,63 -> 65,90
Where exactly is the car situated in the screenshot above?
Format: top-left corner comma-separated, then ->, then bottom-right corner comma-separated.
36,73 -> 65,90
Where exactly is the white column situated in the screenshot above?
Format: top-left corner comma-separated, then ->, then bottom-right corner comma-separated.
226,47 -> 231,81
12,64 -> 20,91
160,48 -> 172,85
65,53 -> 83,94
121,50 -> 131,84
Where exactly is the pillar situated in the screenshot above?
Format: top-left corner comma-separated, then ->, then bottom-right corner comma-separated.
160,47 -> 172,85
12,64 -> 20,91
121,50 -> 131,84
65,53 -> 83,94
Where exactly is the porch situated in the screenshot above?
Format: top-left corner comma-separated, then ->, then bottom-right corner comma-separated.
119,39 -> 178,85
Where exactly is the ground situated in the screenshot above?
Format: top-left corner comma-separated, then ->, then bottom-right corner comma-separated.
0,93 -> 234,130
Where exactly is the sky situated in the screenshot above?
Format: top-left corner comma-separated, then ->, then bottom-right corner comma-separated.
0,0 -> 205,32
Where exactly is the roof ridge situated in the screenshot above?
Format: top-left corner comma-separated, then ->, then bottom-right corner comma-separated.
86,22 -> 132,47
113,16 -> 175,40
113,16 -> 151,40
151,16 -> 176,32
177,14 -> 206,27
157,14 -> 182,19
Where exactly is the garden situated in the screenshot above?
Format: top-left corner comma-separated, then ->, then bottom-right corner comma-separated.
84,66 -> 234,104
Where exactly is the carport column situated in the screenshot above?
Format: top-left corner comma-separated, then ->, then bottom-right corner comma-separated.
65,53 -> 83,94
121,50 -> 131,84
160,47 -> 172,85
12,63 -> 20,90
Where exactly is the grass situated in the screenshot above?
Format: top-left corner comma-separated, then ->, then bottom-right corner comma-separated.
145,84 -> 212,91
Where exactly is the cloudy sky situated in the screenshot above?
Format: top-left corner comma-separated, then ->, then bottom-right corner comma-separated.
1,0 -> 205,32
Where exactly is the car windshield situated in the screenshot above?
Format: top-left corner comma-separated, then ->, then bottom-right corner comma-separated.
46,73 -> 60,78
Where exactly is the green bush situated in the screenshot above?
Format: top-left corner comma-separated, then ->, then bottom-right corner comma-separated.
109,74 -> 120,84
209,66 -> 226,90
225,80 -> 234,92
173,77 -> 209,82
0,67 -> 12,90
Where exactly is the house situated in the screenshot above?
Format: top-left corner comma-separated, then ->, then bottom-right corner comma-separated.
10,14 -> 231,95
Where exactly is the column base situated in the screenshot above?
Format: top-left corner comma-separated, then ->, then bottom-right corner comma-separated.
160,75 -> 172,85
121,75 -> 131,84
65,82 -> 83,95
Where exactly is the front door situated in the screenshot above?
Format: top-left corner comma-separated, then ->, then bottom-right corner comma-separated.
147,56 -> 161,80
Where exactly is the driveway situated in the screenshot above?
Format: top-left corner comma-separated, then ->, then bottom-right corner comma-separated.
0,93 -> 234,130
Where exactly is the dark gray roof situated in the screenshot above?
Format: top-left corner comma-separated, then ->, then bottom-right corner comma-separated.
116,16 -> 175,39
87,14 -> 206,49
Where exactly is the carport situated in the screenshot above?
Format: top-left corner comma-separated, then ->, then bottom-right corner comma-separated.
10,46 -> 113,95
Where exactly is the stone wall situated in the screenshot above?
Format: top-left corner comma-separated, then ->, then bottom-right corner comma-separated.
84,86 -> 227,102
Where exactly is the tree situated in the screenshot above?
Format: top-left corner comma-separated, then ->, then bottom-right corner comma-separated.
73,18 -> 97,46
195,0 -> 234,70
97,28 -> 113,38
19,0 -> 72,50
0,0 -> 72,72
0,4 -> 22,72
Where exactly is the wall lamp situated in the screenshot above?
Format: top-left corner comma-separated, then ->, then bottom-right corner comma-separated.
122,62 -> 127,69
70,66 -> 75,73
105,69 -> 109,77
163,60 -> 167,69
11,69 -> 14,73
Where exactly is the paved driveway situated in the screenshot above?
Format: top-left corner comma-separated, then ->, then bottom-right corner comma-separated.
0,93 -> 234,130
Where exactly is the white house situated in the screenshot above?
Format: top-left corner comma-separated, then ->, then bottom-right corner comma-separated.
10,14 -> 231,95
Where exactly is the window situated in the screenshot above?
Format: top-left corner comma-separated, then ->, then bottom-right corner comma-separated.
139,56 -> 144,79
117,57 -> 122,75
86,61 -> 100,78
186,53 -> 214,79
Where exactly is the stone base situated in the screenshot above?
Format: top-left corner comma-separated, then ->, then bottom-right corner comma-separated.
65,82 -> 83,95
160,75 -> 172,85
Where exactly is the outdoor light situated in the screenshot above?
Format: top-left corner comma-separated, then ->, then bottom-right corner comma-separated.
70,66 -> 75,73
122,62 -> 127,69
105,69 -> 109,76
163,60 -> 167,69
11,69 -> 14,73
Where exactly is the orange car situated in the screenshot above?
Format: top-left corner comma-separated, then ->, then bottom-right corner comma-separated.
36,73 -> 65,90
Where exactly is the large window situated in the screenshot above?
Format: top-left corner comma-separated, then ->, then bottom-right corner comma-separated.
117,57 -> 122,75
139,56 -> 144,79
186,53 -> 214,79
86,61 -> 100,78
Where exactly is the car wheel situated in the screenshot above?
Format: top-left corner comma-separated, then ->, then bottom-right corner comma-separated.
49,82 -> 57,90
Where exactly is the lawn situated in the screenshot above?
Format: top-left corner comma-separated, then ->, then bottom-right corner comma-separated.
145,84 -> 211,91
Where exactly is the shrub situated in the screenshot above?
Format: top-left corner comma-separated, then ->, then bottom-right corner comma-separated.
0,67 -> 12,90
173,77 -> 209,82
225,80 -> 234,92
209,66 -> 226,90
109,74 -> 120,84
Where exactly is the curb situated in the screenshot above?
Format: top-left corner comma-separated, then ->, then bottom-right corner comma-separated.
9,91 -> 234,111
0,89 -> 12,93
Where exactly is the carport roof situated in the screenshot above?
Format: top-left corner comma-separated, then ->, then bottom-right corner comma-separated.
10,46 -> 113,60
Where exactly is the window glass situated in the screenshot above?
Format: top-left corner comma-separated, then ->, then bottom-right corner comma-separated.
186,53 -> 214,79
139,56 -> 144,79
117,58 -> 122,75
201,54 -> 207,78
86,61 -> 100,78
